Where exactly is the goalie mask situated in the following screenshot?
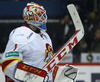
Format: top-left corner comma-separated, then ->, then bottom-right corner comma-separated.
23,2 -> 47,31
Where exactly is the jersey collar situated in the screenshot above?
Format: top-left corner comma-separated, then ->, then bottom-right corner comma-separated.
22,24 -> 29,28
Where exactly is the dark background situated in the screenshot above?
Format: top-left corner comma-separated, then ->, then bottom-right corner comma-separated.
0,0 -> 100,62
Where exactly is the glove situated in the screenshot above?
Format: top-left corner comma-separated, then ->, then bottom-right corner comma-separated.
52,64 -> 78,82
14,62 -> 49,82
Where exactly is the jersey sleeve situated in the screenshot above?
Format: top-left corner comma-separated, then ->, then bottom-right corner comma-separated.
1,28 -> 31,81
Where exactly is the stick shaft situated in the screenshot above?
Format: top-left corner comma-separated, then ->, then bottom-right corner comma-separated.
43,4 -> 84,72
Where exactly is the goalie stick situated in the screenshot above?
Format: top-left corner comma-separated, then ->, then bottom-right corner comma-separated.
42,4 -> 84,72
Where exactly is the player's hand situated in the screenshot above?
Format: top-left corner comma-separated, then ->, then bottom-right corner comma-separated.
63,65 -> 78,81
22,73 -> 48,82
53,64 -> 78,82
14,62 -> 49,82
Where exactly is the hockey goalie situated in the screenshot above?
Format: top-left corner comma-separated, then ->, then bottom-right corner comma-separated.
1,2 -> 79,82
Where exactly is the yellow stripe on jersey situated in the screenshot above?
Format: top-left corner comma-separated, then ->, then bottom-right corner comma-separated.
3,60 -> 21,73
2,58 -> 22,64
2,58 -> 23,73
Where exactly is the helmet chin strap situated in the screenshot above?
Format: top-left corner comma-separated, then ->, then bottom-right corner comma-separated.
26,21 -> 47,31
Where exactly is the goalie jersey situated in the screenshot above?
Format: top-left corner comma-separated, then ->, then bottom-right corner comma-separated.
2,25 -> 53,81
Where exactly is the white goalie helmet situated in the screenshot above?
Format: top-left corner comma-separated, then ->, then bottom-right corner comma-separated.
23,2 -> 47,31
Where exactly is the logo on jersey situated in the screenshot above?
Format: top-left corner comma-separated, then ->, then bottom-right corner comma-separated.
44,44 -> 53,62
5,51 -> 19,58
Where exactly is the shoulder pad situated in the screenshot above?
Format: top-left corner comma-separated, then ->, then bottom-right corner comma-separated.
11,26 -> 37,44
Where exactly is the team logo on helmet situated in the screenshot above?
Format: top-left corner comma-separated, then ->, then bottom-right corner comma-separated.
26,11 -> 33,16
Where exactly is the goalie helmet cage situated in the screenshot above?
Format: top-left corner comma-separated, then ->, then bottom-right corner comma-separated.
43,4 -> 84,72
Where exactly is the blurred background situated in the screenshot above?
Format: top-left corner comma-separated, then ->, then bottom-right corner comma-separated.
0,0 -> 100,82
0,0 -> 100,62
